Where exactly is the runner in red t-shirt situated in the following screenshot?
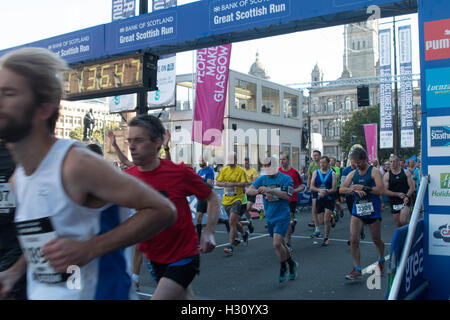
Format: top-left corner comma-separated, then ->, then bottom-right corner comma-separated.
279,153 -> 304,252
124,115 -> 220,300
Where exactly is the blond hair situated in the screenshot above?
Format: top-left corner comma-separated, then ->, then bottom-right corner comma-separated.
0,47 -> 68,132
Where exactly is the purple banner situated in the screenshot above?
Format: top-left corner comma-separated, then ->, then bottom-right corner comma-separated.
364,123 -> 378,164
192,44 -> 232,146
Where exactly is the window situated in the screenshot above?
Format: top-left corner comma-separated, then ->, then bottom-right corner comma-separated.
345,97 -> 352,111
176,82 -> 194,111
262,86 -> 280,116
327,122 -> 335,137
234,79 -> 257,111
292,147 -> 300,171
327,98 -> 334,112
283,93 -> 299,118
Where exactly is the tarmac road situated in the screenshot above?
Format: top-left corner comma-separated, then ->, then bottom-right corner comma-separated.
137,204 -> 400,300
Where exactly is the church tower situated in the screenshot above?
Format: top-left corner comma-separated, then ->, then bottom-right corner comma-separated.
344,20 -> 379,78
311,63 -> 324,87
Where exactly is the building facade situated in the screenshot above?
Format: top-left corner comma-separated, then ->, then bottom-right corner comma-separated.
157,68 -> 304,171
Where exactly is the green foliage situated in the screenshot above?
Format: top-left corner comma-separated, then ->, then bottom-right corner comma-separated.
69,123 -> 119,146
339,105 -> 421,162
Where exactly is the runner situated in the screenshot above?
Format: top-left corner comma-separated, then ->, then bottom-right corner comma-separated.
124,115 -> 220,299
243,157 -> 258,233
307,150 -> 321,231
0,142 -> 26,300
279,152 -> 304,252
383,155 -> 415,228
0,47 -> 177,300
340,147 -> 385,280
246,156 -> 297,283
195,157 -> 215,242
310,156 -> 337,246
216,152 -> 249,255
330,156 -> 343,221
407,159 -> 420,207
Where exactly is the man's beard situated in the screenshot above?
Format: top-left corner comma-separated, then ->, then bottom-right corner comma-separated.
0,106 -> 35,143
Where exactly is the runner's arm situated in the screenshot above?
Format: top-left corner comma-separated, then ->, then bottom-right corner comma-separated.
405,170 -> 415,198
0,255 -> 27,298
200,190 -> 220,253
108,130 -> 134,168
309,171 -> 320,193
328,172 -> 338,194
370,168 -> 385,195
339,171 -> 355,195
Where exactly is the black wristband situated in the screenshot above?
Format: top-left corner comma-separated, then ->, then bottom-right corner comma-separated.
362,186 -> 373,193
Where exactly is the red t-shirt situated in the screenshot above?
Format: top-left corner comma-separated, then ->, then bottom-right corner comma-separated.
278,167 -> 303,202
125,159 -> 212,264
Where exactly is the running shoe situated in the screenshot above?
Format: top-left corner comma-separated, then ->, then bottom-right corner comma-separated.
308,221 -> 315,227
345,268 -> 362,280
248,221 -> 254,234
310,230 -> 321,238
233,239 -> 241,246
243,231 -> 249,245
288,260 -> 298,280
321,239 -> 329,247
291,219 -> 297,234
224,247 -> 233,255
279,268 -> 287,283
334,211 -> 339,223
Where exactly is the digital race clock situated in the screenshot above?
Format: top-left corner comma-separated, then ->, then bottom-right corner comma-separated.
62,53 -> 157,100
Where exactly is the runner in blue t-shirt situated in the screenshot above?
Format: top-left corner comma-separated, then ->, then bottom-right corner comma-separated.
247,156 -> 298,283
195,158 -> 215,241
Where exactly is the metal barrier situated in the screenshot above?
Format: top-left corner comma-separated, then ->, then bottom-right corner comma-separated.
388,175 -> 430,300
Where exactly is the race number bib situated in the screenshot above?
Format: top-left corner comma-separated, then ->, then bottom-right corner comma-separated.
224,187 -> 236,197
16,217 -> 69,284
0,183 -> 16,213
355,200 -> 374,217
393,203 -> 404,211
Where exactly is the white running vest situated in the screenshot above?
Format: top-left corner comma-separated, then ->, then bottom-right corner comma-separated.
14,139 -> 136,300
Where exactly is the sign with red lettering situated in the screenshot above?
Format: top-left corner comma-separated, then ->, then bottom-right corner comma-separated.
424,18 -> 450,61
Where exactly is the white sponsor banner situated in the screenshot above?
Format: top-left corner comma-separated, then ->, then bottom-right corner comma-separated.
399,25 -> 415,148
147,54 -> 176,108
108,93 -> 137,113
379,29 -> 393,149
147,0 -> 177,109
429,214 -> 450,256
428,165 -> 450,206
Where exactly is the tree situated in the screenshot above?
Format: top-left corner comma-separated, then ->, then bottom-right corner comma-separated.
339,105 -> 421,163
69,123 -> 119,147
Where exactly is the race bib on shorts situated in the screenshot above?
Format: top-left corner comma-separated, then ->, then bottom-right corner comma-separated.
393,203 -> 404,211
0,183 -> 16,214
355,200 -> 374,217
16,217 -> 69,284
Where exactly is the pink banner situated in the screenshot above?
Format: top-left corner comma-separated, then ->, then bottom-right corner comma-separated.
192,44 -> 232,146
363,123 -> 378,164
